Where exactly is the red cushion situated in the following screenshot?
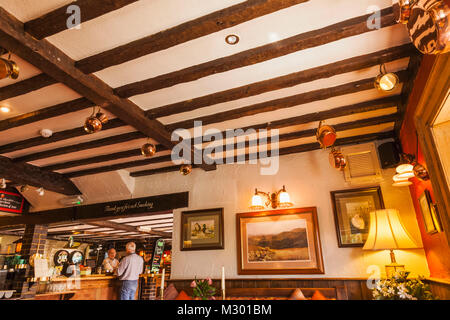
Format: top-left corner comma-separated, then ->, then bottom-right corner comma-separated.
175,290 -> 191,300
311,290 -> 328,300
163,284 -> 179,300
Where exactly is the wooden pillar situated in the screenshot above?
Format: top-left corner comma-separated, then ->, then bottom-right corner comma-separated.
13,224 -> 48,299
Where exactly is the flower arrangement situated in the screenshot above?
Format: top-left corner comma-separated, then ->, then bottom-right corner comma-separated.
372,271 -> 436,300
191,278 -> 216,300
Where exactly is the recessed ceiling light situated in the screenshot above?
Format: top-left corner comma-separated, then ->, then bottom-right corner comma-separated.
225,34 -> 239,45
0,106 -> 10,113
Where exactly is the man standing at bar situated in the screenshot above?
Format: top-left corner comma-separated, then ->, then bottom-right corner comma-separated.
117,242 -> 144,300
102,248 -> 119,274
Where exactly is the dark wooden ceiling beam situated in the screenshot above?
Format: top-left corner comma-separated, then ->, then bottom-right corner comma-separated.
0,7 -> 215,172
8,95 -> 399,162
75,0 -> 310,74
86,220 -> 171,238
62,113 -> 398,178
0,155 -> 81,195
148,44 -> 415,119
42,147 -> 168,172
0,73 -> 57,101
0,118 -> 125,154
395,52 -> 423,136
130,131 -> 396,177
24,0 -> 140,40
115,7 -> 396,98
64,154 -> 173,178
168,72 -> 408,130
14,130 -> 144,163
0,97 -> 93,132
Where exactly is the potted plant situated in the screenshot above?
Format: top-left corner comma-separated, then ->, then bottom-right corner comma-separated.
191,278 -> 216,300
372,271 -> 436,300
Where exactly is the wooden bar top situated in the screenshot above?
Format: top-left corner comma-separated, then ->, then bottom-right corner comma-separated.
49,275 -> 118,282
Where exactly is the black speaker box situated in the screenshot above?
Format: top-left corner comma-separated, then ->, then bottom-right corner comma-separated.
378,142 -> 400,169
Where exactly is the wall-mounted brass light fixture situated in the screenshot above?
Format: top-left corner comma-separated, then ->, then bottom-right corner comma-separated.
250,185 -> 293,210
84,107 -> 108,134
0,48 -> 19,80
180,164 -> 192,175
375,64 -> 399,92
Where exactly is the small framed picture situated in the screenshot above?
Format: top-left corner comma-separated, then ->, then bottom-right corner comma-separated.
331,187 -> 385,247
180,208 -> 224,251
419,190 -> 442,234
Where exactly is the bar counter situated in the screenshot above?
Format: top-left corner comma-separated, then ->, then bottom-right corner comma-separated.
33,275 -> 121,300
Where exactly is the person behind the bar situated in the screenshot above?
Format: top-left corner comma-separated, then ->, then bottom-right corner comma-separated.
117,242 -> 144,300
102,248 -> 119,274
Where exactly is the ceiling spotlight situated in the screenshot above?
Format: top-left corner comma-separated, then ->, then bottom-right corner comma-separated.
141,141 -> 156,157
225,34 -> 240,45
0,106 -> 11,113
36,187 -> 45,196
84,107 -> 108,134
180,164 -> 192,176
1,178 -> 6,189
375,64 -> 399,92
0,50 -> 19,80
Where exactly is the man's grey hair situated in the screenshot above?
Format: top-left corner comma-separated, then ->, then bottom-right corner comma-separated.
126,242 -> 136,253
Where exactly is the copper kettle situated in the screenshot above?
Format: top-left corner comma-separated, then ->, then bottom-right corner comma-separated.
316,121 -> 337,149
329,148 -> 347,171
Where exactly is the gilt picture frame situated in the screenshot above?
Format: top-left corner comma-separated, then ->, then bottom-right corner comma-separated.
331,187 -> 385,248
236,207 -> 324,275
419,189 -> 442,234
180,208 -> 224,251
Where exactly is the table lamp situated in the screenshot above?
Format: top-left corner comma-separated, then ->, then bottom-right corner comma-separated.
363,209 -> 420,277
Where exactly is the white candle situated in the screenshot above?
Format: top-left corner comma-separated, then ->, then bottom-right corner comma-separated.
161,268 -> 165,290
221,266 -> 225,291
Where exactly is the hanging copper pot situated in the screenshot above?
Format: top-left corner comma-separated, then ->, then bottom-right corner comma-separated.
406,0 -> 450,54
329,148 -> 347,171
396,0 -> 416,24
180,164 -> 192,175
95,111 -> 108,124
316,121 -> 337,149
0,57 -> 19,80
141,143 -> 156,157
84,115 -> 102,133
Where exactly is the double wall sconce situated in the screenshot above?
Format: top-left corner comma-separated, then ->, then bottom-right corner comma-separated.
250,185 -> 293,210
393,153 -> 429,187
375,64 -> 399,92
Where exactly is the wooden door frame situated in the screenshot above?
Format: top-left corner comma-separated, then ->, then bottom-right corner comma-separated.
414,53 -> 450,246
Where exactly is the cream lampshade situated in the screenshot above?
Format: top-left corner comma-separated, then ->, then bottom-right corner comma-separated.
363,209 -> 420,277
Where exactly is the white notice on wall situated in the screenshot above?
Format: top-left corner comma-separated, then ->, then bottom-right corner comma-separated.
34,258 -> 49,279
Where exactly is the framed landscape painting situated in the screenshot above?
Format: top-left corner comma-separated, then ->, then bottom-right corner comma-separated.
181,208 -> 224,251
331,187 -> 385,247
236,207 -> 324,275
